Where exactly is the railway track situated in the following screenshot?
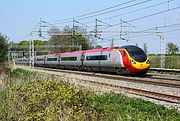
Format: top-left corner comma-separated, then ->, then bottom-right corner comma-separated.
16,65 -> 180,104
34,67 -> 180,89
149,76 -> 180,81
79,79 -> 180,104
147,72 -> 180,81
149,68 -> 180,75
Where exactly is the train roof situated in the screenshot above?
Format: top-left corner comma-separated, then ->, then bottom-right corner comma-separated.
36,55 -> 45,57
120,45 -> 143,50
35,46 -> 141,57
53,47 -> 119,56
84,47 -> 119,53
55,50 -> 85,56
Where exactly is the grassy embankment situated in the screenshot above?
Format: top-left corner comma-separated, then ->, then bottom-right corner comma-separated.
149,54 -> 180,69
0,68 -> 179,120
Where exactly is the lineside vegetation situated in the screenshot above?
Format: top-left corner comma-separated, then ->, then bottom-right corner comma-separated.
0,69 -> 179,120
0,33 -> 8,63
149,54 -> 180,69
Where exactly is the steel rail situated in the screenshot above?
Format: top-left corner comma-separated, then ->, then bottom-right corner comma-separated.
79,79 -> 180,104
149,68 -> 180,75
35,67 -> 180,89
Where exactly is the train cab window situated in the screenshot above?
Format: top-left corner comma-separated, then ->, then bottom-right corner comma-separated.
86,55 -> 107,61
125,46 -> 147,62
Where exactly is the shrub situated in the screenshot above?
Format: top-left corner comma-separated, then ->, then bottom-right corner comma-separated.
10,68 -> 36,78
0,33 -> 8,63
6,80 -> 103,121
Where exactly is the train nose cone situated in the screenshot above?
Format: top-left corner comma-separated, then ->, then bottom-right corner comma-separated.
132,62 -> 150,70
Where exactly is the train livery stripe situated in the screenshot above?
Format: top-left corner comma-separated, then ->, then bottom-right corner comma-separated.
119,49 -> 133,71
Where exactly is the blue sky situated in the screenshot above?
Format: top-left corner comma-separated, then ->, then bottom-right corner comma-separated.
1,0 -> 180,53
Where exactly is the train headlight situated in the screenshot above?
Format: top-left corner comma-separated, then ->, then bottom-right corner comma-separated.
146,59 -> 150,64
130,60 -> 136,64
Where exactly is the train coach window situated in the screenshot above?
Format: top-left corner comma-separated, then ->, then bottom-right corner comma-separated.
36,59 -> 44,61
47,58 -> 58,61
61,57 -> 77,61
86,55 -> 107,60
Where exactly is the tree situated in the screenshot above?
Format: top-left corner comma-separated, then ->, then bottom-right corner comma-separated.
143,43 -> 148,54
0,33 -> 9,62
166,42 -> 179,54
48,26 -> 72,53
17,40 -> 48,47
18,40 -> 29,46
48,26 -> 91,53
94,45 -> 102,49
9,40 -> 48,57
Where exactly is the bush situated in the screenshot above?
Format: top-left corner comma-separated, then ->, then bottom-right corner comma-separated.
0,33 -> 8,63
10,68 -> 35,78
5,80 -> 103,121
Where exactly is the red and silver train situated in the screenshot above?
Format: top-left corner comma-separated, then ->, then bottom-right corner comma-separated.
15,45 -> 150,75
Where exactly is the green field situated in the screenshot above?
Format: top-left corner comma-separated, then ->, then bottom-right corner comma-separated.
0,68 -> 179,120
149,55 -> 180,69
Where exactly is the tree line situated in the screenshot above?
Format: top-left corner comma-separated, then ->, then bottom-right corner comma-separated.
143,42 -> 179,55
2,26 -> 103,59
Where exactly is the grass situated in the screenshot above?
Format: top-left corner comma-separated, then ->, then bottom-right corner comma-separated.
149,55 -> 180,69
10,68 -> 37,79
0,89 -> 8,120
0,68 -> 179,120
90,93 -> 180,121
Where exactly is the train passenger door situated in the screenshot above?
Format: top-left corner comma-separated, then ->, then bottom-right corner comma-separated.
99,51 -> 108,67
80,53 -> 85,66
43,56 -> 46,67
58,56 -> 61,66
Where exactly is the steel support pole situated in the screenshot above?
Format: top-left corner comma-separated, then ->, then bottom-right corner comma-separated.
157,33 -> 165,68
29,40 -> 31,68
